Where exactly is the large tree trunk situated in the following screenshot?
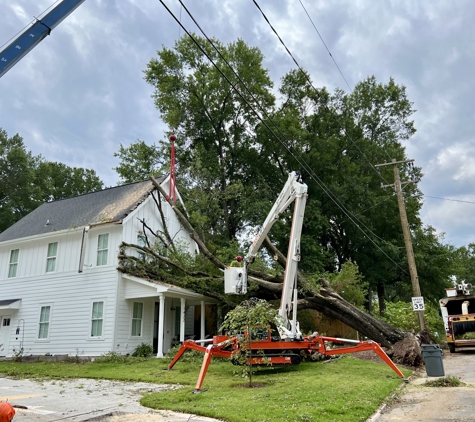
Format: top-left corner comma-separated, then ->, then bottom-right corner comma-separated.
299,279 -> 405,348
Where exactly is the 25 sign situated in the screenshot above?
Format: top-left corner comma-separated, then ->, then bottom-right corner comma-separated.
412,296 -> 425,311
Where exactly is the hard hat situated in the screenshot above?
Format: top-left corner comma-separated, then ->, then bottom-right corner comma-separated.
0,402 -> 15,422
236,255 -> 243,262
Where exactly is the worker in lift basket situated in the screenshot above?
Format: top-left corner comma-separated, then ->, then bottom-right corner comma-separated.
0,402 -> 15,422
230,255 -> 243,267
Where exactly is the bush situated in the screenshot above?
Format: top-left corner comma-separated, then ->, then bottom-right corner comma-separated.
95,351 -> 130,363
164,344 -> 207,364
132,343 -> 153,357
375,301 -> 445,342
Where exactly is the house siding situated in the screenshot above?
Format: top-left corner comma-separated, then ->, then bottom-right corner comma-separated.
0,183 -> 211,359
0,266 -> 118,357
114,295 -> 160,355
121,192 -> 198,255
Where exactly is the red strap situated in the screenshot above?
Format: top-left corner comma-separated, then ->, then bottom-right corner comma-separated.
166,140 -> 177,205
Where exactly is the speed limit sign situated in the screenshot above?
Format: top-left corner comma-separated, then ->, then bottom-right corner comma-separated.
412,296 -> 425,311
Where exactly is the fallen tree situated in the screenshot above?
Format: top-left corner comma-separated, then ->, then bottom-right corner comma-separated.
117,177 -> 423,366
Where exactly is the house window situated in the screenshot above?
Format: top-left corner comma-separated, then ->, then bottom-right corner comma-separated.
96,234 -> 109,266
2,318 -> 10,327
8,249 -> 19,278
137,234 -> 146,260
38,306 -> 51,339
91,301 -> 104,337
46,242 -> 58,273
131,302 -> 143,336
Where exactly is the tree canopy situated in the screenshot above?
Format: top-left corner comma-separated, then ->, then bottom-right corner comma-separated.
136,35 -> 459,311
0,128 -> 103,233
113,35 -> 472,361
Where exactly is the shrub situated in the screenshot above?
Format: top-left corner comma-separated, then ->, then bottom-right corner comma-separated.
375,301 -> 445,342
132,343 -> 153,357
95,351 -> 129,363
164,344 -> 206,364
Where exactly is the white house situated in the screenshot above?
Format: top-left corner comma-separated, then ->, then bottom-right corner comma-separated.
0,178 -> 217,359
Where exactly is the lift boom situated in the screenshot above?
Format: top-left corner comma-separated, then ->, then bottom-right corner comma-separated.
224,171 -> 307,340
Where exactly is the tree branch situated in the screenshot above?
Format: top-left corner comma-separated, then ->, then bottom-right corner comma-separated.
150,175 -> 227,270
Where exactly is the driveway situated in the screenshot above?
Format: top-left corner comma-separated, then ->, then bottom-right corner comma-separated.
0,377 -> 219,422
372,349 -> 475,421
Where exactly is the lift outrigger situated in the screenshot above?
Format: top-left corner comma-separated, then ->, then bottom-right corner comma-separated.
169,172 -> 406,392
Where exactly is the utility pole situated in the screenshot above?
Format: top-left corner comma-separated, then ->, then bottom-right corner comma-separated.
375,159 -> 425,331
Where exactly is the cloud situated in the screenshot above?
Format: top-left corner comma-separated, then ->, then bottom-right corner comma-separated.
1,0 -> 475,246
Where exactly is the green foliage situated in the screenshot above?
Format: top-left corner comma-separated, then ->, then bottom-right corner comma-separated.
0,128 -> 103,232
95,351 -> 130,363
144,35 -> 275,243
220,298 -> 282,382
113,140 -> 165,184
35,161 -> 103,202
375,301 -> 445,341
326,261 -> 368,307
220,298 -> 281,334
165,344 -> 211,365
452,243 -> 475,287
113,35 -> 462,345
132,343 -> 153,357
412,226 -> 458,303
65,349 -> 85,364
0,129 -> 42,231
424,375 -> 464,387
12,346 -> 24,362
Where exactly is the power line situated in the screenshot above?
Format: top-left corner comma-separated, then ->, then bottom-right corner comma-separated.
297,0 -> 352,92
160,0 -> 410,275
251,0 -> 394,178
420,195 -> 475,205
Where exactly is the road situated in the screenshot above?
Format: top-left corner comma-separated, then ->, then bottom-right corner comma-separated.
374,349 -> 475,422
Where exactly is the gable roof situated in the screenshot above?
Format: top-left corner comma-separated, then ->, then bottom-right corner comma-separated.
0,178 -> 166,243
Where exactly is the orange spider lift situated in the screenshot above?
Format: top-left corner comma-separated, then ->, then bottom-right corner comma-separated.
168,172 -> 406,392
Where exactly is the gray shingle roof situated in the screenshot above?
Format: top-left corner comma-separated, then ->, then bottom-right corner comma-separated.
0,178 -> 165,242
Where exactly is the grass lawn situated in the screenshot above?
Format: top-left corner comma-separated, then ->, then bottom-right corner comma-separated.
0,355 -> 411,422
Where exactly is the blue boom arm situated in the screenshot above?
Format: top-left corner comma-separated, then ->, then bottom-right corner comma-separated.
0,0 -> 86,78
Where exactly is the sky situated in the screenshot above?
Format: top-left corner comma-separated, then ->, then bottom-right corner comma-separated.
1,0 -> 474,248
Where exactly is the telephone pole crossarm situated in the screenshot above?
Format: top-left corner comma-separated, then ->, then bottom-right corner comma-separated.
375,159 -> 414,168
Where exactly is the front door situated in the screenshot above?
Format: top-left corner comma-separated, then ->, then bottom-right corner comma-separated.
0,316 -> 12,356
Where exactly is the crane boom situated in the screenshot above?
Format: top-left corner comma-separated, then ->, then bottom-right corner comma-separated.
0,0 -> 87,78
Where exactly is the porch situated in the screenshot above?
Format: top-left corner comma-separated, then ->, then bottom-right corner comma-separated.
121,274 -> 218,357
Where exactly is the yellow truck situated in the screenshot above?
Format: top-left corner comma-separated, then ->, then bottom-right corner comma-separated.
440,283 -> 475,353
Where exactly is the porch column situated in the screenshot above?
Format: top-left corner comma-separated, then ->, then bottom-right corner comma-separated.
180,298 -> 186,343
200,300 -> 205,346
156,294 -> 165,358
